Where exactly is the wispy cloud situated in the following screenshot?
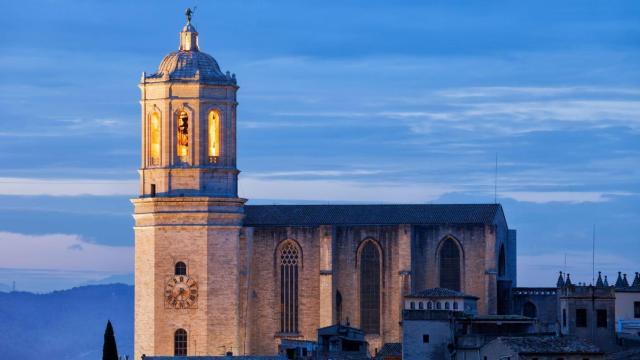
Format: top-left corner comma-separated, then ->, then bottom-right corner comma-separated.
500,191 -> 635,204
0,232 -> 132,272
0,178 -> 137,196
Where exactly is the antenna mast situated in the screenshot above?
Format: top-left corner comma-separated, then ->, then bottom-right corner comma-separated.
494,153 -> 498,204
592,224 -> 596,285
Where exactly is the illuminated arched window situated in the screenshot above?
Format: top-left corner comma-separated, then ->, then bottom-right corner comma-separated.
174,328 -> 187,356
360,241 -> 381,335
175,261 -> 187,276
208,111 -> 220,162
177,110 -> 189,160
280,241 -> 300,334
439,238 -> 461,291
149,112 -> 161,165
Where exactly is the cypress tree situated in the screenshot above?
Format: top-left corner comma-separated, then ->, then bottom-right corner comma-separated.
102,320 -> 119,360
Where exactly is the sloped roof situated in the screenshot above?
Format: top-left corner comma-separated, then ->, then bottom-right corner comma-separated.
243,204 -> 503,226
495,336 -> 602,354
407,287 -> 479,299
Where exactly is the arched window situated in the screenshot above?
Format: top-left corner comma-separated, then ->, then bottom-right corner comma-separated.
280,241 -> 300,334
445,302 -> 450,310
427,301 -> 433,310
439,238 -> 461,291
410,301 -> 415,310
436,302 -> 442,310
453,302 -> 459,310
175,261 -> 187,276
359,241 -> 381,335
149,112 -> 161,165
174,328 -> 187,356
523,301 -> 537,318
177,110 -> 189,160
336,291 -> 343,324
418,302 -> 424,310
208,111 -> 220,162
498,244 -> 506,277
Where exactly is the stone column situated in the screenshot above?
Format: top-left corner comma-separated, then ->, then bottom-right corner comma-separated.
319,225 -> 334,327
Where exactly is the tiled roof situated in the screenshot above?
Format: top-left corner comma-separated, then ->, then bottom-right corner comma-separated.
407,287 -> 478,299
496,336 -> 602,354
243,204 -> 503,226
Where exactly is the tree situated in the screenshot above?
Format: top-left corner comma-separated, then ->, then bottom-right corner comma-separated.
102,320 -> 119,360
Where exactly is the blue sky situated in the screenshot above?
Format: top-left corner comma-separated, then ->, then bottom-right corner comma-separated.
0,0 -> 639,292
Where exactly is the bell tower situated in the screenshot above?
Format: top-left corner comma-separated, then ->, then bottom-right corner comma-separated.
133,9 -> 246,359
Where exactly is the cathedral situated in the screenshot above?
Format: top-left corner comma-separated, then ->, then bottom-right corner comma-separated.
133,11 -> 516,359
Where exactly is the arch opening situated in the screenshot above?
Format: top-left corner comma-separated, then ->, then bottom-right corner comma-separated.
439,238 -> 461,291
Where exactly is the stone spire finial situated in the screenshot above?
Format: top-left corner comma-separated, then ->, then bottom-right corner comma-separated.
615,272 -> 624,288
596,271 -> 604,288
623,273 -> 630,288
604,275 -> 609,287
556,271 -> 565,288
565,273 -> 572,286
633,272 -> 640,288
179,8 -> 199,51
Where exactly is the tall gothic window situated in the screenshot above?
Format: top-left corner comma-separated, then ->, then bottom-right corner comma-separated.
280,241 -> 300,334
208,110 -> 220,162
177,110 -> 189,161
439,238 -> 461,291
335,290 -> 343,325
360,241 -> 381,335
149,112 -> 161,165
498,244 -> 506,277
174,328 -> 187,356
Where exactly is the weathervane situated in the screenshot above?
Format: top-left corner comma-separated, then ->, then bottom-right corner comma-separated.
185,7 -> 197,23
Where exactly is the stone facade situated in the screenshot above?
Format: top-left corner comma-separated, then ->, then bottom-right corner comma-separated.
134,12 -> 517,359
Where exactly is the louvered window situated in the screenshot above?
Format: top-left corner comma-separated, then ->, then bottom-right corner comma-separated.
280,242 -> 300,334
439,239 -> 461,291
360,242 -> 381,335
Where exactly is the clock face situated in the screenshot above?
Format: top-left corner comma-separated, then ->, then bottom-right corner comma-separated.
165,275 -> 198,309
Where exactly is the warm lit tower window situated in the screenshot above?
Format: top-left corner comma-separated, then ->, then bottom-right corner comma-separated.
177,110 -> 189,161
208,110 -> 220,162
149,112 -> 161,166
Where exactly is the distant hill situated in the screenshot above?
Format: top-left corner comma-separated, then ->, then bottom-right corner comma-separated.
0,284 -> 133,360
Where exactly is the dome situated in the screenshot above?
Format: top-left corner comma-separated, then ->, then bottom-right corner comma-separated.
144,13 -> 236,85
154,50 -> 234,84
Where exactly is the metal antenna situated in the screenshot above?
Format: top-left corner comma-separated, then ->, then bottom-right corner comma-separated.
592,224 -> 596,286
494,153 -> 498,204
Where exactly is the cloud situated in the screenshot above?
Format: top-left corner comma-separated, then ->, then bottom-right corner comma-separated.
240,176 -> 456,203
0,177 -> 137,196
250,169 -> 384,178
500,191 -> 635,204
0,232 -> 132,272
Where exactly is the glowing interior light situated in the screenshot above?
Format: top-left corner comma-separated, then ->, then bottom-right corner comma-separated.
177,111 -> 189,158
208,111 -> 220,159
150,112 -> 161,164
